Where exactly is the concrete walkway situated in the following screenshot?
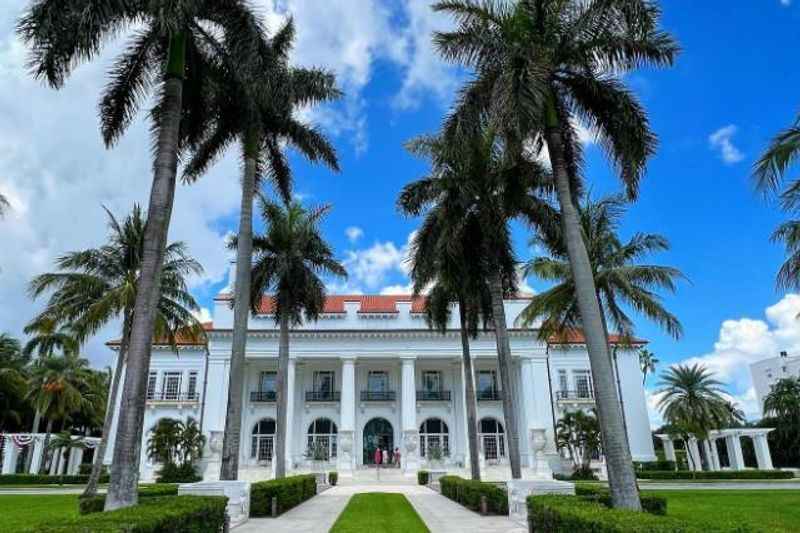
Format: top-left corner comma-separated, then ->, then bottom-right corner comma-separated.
235,484 -> 526,533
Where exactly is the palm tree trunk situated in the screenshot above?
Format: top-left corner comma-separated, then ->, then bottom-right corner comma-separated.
82,314 -> 131,497
458,297 -> 481,481
39,419 -> 53,475
105,32 -> 186,511
220,139 -> 258,481
25,410 -> 41,473
487,270 -> 522,479
545,120 -> 641,510
274,312 -> 290,479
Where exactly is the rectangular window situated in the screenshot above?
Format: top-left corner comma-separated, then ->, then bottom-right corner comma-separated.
573,370 -> 592,399
260,371 -> 277,393
558,369 -> 568,393
367,371 -> 389,392
162,372 -> 182,400
477,370 -> 497,396
146,372 -> 157,400
313,371 -> 335,393
187,371 -> 198,399
422,371 -> 442,392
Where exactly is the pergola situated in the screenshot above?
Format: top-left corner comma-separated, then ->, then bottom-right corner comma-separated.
0,433 -> 101,476
656,428 -> 774,471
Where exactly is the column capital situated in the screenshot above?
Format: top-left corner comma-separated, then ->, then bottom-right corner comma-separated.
400,355 -> 417,363
340,355 -> 357,363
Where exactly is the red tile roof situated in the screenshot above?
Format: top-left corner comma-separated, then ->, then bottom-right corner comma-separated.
547,329 -> 647,346
249,294 -> 429,314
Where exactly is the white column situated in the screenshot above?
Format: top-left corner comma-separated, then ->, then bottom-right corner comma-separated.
754,434 -> 774,470
338,356 -> 356,476
2,437 -> 16,474
726,435 -> 745,471
29,437 -> 43,474
661,438 -> 676,462
687,437 -> 702,471
400,356 -> 419,474
708,439 -> 721,471
519,355 -> 555,478
701,440 -> 715,471
459,357 -> 472,472
285,358 -> 296,472
199,351 -> 231,482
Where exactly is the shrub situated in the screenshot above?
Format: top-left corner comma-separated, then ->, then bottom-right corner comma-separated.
79,484 -> 180,514
439,476 -> 508,515
155,462 -> 202,484
635,460 -> 678,472
328,472 -> 338,486
250,474 -> 317,517
25,495 -> 226,532
78,464 -> 109,477
635,470 -> 793,480
417,470 -> 429,485
528,495 -> 755,532
574,485 -> 667,516
0,474 -> 109,485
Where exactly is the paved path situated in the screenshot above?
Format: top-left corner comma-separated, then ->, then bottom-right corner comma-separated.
235,484 -> 526,533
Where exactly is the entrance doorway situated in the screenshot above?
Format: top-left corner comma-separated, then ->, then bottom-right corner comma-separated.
363,417 -> 394,465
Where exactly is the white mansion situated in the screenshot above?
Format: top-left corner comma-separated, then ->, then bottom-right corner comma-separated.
104,284 -> 655,481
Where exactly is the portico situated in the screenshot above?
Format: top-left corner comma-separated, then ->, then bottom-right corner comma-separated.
657,428 -> 775,471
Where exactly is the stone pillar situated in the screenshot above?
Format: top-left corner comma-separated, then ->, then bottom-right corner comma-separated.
2,437 -> 17,474
49,447 -> 60,475
726,435 -> 745,471
708,439 -> 721,471
701,440 -> 715,471
401,356 -> 419,474
338,356 -> 356,476
687,438 -> 702,471
285,358 -> 296,472
754,434 -> 774,470
661,438 -> 676,462
29,437 -> 44,474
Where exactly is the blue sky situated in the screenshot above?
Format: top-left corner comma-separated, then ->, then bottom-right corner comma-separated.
2,1 -> 800,421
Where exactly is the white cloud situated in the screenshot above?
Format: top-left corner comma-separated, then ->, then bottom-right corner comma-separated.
652,294 -> 800,422
780,0 -> 791,7
709,125 -> 745,164
192,307 -> 213,324
380,283 -> 416,295
345,226 -> 364,244
342,232 -> 414,290
516,267 -> 536,295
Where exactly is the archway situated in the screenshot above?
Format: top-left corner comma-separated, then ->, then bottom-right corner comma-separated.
251,418 -> 276,463
419,418 -> 450,459
363,417 -> 394,465
479,418 -> 505,461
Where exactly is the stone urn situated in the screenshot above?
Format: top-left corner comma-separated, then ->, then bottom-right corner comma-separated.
530,428 -> 551,478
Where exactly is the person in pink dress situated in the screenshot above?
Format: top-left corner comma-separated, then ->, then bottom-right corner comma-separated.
374,446 -> 382,467
393,448 -> 401,468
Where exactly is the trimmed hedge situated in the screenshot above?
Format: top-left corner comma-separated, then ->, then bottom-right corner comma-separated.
574,485 -> 667,516
0,473 -> 109,485
439,475 -> 508,515
23,495 -> 227,532
79,484 -> 180,514
636,469 -> 794,480
155,462 -> 202,484
250,474 -> 317,517
417,470 -> 429,485
527,495 -> 756,532
635,460 -> 678,472
328,472 -> 338,486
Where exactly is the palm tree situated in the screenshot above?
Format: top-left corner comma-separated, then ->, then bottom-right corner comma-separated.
432,0 -> 679,509
243,200 -> 347,478
639,349 -> 659,386
17,0 -> 264,510
26,352 -> 93,474
47,431 -> 86,477
184,20 -> 340,481
399,129 -> 557,479
23,317 -> 78,358
656,364 -> 740,470
0,334 -> 28,431
764,377 -> 800,420
27,204 -> 204,498
556,410 -> 602,475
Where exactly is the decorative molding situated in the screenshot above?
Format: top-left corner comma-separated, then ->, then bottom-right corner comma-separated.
208,329 -> 539,341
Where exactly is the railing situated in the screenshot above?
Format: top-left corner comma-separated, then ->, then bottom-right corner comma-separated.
305,390 -> 341,402
416,390 -> 452,401
250,391 -> 277,402
360,390 -> 396,401
146,391 -> 200,402
476,390 -> 502,401
556,390 -> 595,401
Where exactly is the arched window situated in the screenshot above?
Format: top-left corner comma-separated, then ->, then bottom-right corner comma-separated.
251,418 -> 276,462
479,418 -> 505,460
419,418 -> 450,458
307,418 -> 338,460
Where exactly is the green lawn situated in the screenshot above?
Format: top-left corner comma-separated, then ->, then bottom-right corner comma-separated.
330,493 -> 429,533
0,494 -> 80,531
650,490 -> 800,532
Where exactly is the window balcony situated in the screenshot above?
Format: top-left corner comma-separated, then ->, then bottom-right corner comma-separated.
146,391 -> 200,403
360,390 -> 396,402
416,390 -> 451,401
305,390 -> 340,402
556,390 -> 595,402
250,391 -> 277,402
476,390 -> 502,401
